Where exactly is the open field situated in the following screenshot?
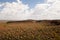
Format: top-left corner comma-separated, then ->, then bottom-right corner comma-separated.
0,20 -> 60,40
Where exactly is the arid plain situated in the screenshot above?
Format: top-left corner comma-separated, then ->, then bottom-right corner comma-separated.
0,20 -> 60,40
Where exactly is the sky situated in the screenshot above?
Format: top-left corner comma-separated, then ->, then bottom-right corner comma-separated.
0,0 -> 60,20
21,0 -> 45,8
0,0 -> 44,8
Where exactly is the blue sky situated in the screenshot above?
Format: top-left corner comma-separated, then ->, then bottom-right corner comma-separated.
0,0 -> 60,20
21,0 -> 45,8
0,0 -> 44,8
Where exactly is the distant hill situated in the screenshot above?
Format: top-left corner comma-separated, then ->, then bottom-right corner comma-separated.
0,20 -> 60,25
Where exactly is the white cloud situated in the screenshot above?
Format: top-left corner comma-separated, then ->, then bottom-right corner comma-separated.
0,0 -> 60,20
31,0 -> 60,20
29,4 -> 49,20
0,0 -> 31,20
17,0 -> 21,3
45,0 -> 60,19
